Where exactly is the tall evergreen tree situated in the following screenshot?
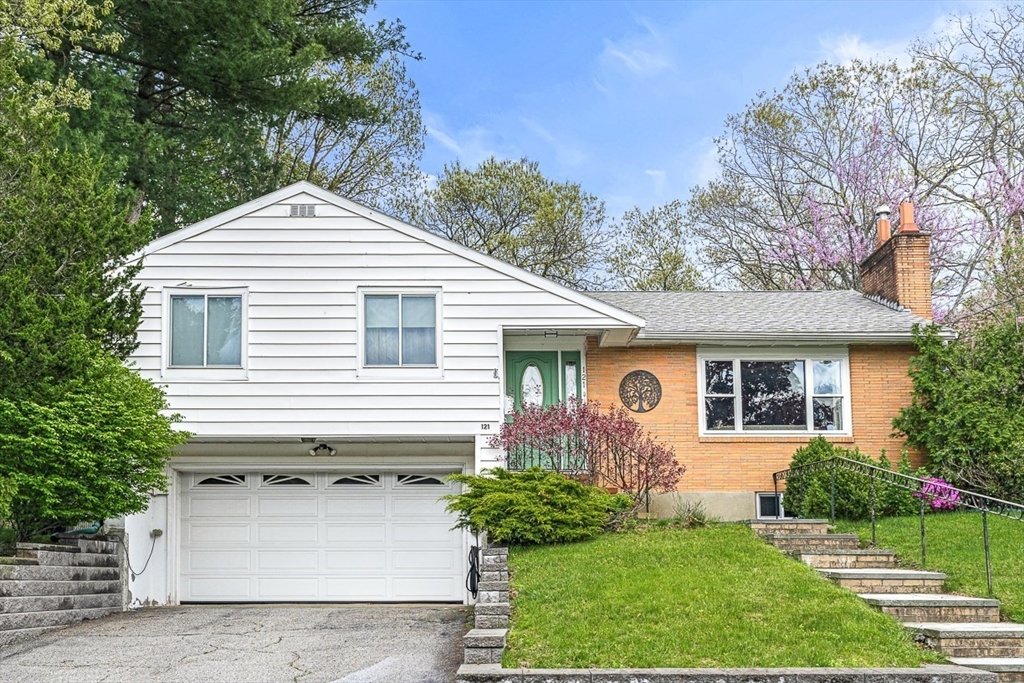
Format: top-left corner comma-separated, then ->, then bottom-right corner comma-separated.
9,0 -> 412,234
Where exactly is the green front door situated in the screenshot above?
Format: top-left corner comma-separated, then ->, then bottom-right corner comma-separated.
504,350 -> 583,470
505,351 -> 558,411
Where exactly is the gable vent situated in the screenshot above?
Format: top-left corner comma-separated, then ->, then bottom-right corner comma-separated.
289,204 -> 316,217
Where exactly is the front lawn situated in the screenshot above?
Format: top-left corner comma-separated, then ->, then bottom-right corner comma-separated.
504,525 -> 937,668
835,512 -> 1024,622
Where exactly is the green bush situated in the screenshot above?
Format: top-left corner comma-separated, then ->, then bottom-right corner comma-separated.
443,468 -> 633,545
783,438 -> 920,520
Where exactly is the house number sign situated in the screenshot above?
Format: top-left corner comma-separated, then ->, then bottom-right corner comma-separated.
618,370 -> 662,413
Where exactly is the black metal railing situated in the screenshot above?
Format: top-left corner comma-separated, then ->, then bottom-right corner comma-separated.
772,456 -> 1024,595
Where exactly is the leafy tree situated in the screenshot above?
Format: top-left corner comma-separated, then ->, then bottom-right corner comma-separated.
607,200 -> 706,291
490,400 -> 685,511
8,0 -> 412,233
0,37 -> 187,537
687,59 -> 994,314
409,157 -> 609,289
894,322 -> 1024,502
0,353 -> 187,539
0,39 -> 148,400
442,468 -> 632,546
265,54 -> 425,213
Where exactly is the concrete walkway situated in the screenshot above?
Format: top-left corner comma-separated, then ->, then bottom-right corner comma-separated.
0,604 -> 468,683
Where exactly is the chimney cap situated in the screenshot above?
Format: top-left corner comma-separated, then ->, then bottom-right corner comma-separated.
875,205 -> 891,218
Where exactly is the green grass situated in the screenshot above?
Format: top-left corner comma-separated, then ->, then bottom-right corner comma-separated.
503,525 -> 938,669
835,512 -> 1024,622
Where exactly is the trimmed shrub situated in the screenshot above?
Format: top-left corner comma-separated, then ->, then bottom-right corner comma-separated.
783,438 -> 921,520
442,468 -> 633,545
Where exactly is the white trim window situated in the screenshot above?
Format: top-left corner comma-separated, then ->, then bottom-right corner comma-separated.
361,290 -> 440,368
698,349 -> 851,435
164,288 -> 248,379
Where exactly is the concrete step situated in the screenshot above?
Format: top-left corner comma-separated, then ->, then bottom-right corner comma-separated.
906,622 -> 1024,659
0,592 -> 122,614
860,593 -> 1002,623
949,658 -> 1024,683
0,557 -> 39,566
818,568 -> 946,594
0,565 -> 119,582
16,543 -> 80,558
34,550 -> 120,568
73,539 -> 119,555
0,580 -> 121,598
766,533 -> 861,552
747,519 -> 832,536
0,625 -> 64,648
0,606 -> 121,631
799,549 -> 897,569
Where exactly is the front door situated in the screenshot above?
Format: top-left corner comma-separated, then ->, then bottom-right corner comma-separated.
504,350 -> 583,469
505,351 -> 559,411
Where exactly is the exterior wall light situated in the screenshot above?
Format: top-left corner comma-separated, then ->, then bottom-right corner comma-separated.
309,443 -> 338,456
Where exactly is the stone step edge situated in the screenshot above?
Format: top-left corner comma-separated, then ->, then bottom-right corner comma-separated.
817,569 -> 947,579
904,623 -> 1024,637
0,625 -> 65,647
765,533 -> 861,541
0,606 -> 121,629
798,550 -> 896,556
746,519 -> 831,524
859,594 -> 1000,607
948,658 -> 1024,673
456,664 -> 998,683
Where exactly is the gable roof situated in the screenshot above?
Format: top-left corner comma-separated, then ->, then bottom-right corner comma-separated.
134,182 -> 645,330
589,290 -> 948,344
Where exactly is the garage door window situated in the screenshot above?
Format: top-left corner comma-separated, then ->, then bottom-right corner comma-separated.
396,474 -> 446,486
330,475 -> 381,486
194,474 -> 247,487
261,475 -> 313,487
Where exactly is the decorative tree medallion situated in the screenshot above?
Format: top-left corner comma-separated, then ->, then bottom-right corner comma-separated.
619,370 -> 662,413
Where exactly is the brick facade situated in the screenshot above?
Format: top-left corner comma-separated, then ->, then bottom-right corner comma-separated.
584,339 -> 922,504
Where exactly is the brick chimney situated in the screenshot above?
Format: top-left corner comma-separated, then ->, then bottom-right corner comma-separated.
859,202 -> 933,320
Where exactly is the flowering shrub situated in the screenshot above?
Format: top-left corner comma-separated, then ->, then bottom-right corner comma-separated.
914,477 -> 961,511
489,399 -> 685,511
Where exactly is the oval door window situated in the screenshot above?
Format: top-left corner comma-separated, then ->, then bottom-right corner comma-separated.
522,364 -> 544,406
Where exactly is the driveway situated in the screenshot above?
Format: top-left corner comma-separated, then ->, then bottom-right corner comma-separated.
0,604 -> 468,683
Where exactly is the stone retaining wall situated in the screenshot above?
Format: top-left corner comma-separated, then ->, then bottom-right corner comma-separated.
456,664 -> 997,683
0,537 -> 124,646
464,546 -> 510,665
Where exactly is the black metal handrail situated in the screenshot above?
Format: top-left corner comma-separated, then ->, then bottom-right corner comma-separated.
772,456 -> 1024,595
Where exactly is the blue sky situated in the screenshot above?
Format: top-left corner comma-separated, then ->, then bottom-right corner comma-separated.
376,0 -> 975,216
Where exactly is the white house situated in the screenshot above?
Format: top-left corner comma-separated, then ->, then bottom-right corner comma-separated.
123,182 -> 644,606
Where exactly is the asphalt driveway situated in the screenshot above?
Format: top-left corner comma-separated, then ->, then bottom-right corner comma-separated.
0,604 -> 468,683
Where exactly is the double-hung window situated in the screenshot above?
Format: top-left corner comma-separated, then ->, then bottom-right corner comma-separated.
700,351 -> 850,435
169,292 -> 245,369
363,293 -> 438,367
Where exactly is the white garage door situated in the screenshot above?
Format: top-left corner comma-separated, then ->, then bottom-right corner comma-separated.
180,472 -> 465,602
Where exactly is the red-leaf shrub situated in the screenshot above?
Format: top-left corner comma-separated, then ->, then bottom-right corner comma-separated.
489,399 -> 685,510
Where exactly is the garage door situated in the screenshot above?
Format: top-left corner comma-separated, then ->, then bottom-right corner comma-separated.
180,472 -> 464,602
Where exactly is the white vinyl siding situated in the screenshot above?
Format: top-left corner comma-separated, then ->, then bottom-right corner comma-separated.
131,193 -> 628,437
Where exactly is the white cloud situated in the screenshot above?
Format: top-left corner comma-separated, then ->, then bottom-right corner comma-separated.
521,118 -> 587,167
817,33 -> 910,66
422,110 -> 504,167
691,139 -> 721,187
644,169 -> 666,195
598,17 -> 675,78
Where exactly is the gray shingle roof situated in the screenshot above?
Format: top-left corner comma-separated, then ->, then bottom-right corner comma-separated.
586,290 -> 937,342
